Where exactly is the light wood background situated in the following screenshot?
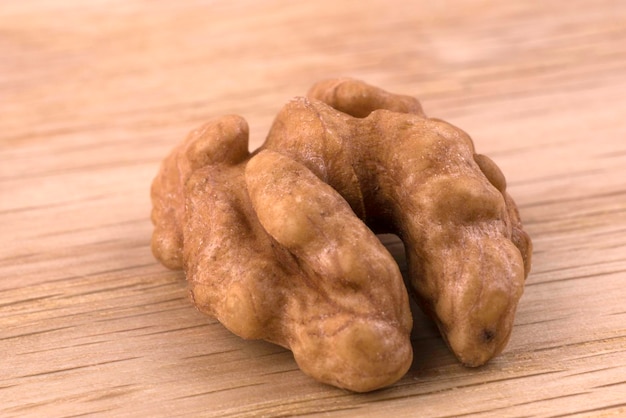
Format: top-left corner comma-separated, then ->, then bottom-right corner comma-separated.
1,1 -> 625,417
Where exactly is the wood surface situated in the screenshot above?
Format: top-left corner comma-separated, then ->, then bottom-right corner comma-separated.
1,0 -> 626,417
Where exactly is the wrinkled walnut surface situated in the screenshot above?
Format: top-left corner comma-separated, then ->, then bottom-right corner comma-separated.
150,78 -> 532,392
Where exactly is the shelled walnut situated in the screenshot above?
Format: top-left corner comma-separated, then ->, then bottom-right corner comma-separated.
150,78 -> 532,392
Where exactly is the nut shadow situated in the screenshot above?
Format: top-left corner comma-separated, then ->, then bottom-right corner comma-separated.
378,234 -> 459,374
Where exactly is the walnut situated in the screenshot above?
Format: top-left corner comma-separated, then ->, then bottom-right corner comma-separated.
150,79 -> 532,392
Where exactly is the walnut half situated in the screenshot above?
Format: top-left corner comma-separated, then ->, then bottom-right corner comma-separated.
150,79 -> 532,392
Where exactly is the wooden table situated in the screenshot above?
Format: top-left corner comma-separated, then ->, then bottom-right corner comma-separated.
2,1 -> 625,416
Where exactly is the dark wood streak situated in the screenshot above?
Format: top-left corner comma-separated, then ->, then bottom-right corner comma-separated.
15,340 -> 110,356
81,326 -> 157,339
25,408 -> 117,418
594,149 -> 626,159
0,294 -> 63,309
593,380 -> 626,389
260,367 -> 301,376
262,405 -> 364,418
35,217 -> 151,238
569,349 -> 626,361
564,366 -> 618,377
515,316 -> 573,327
367,370 -> 566,404
220,391 -> 364,418
546,402 -> 626,418
525,268 -> 626,287
137,323 -> 214,337
79,262 -> 161,278
90,305 -> 189,323
530,335 -> 626,354
1,325 -> 75,341
182,349 -> 242,360
172,382 -> 266,400
15,357 -> 140,379
444,392 -> 592,418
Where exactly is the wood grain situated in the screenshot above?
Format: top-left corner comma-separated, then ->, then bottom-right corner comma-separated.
1,0 -> 625,416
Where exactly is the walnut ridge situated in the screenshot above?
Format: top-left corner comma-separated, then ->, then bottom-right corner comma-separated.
150,78 -> 532,392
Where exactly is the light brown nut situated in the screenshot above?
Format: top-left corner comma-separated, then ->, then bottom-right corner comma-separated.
150,78 -> 532,391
